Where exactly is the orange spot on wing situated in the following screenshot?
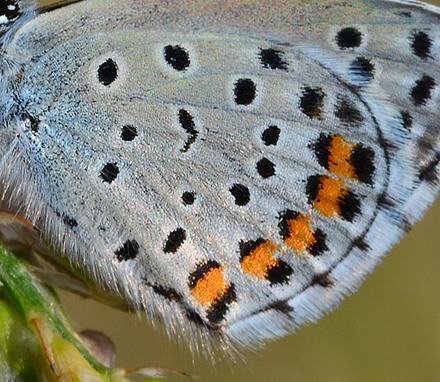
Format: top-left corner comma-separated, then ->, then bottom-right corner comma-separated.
327,136 -> 356,180
313,176 -> 347,217
284,214 -> 316,254
191,267 -> 228,307
241,240 -> 279,280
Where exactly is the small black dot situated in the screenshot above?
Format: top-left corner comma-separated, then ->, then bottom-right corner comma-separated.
115,239 -> 140,262
147,283 -> 182,302
351,144 -> 375,185
401,111 -> 413,130
256,157 -> 276,178
230,183 -> 250,206
267,300 -> 294,315
350,56 -> 375,81
100,162 -> 119,183
182,191 -> 195,205
163,227 -> 187,253
419,152 -> 440,182
178,109 -> 198,152
336,27 -> 362,49
63,214 -> 78,229
300,86 -> 326,119
335,96 -> 363,125
410,75 -> 436,106
312,273 -> 333,288
353,236 -> 370,251
234,78 -> 257,105
259,48 -> 288,70
121,125 -> 138,141
164,45 -> 190,71
261,125 -> 280,146
97,58 -> 118,86
184,309 -> 205,326
411,31 -> 432,60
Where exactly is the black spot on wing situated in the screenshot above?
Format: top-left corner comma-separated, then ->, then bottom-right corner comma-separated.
163,227 -> 187,253
115,239 -> 140,261
259,48 -> 288,70
410,30 -> 432,60
97,58 -> 118,86
336,27 -> 362,49
410,75 -> 436,106
164,45 -> 190,71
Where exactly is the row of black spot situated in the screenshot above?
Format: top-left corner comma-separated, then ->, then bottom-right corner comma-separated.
335,26 -> 433,63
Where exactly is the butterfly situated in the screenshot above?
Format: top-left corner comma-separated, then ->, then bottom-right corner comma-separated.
0,0 -> 439,356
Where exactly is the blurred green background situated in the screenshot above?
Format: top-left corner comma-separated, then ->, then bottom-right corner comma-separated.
38,1 -> 440,381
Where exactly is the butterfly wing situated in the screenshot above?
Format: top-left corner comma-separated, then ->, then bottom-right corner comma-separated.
0,0 -> 439,352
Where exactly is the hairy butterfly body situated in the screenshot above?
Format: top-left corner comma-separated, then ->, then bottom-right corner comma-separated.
0,0 -> 439,354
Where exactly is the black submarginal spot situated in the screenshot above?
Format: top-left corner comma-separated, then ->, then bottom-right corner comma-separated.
305,175 -> 322,205
188,260 -> 221,289
163,227 -> 187,254
62,214 -> 78,229
309,229 -> 328,257
182,191 -> 195,205
97,58 -> 118,86
121,125 -> 138,141
164,45 -> 190,71
150,284 -> 182,302
377,193 -> 395,210
411,30 -> 432,60
353,236 -> 370,251
114,239 -> 140,261
310,133 -> 331,170
338,190 -> 361,222
350,56 -> 375,81
278,209 -> 299,240
230,183 -> 251,206
410,75 -> 436,106
419,152 -> 440,182
312,273 -> 334,288
178,109 -> 198,152
262,125 -> 280,146
351,144 -> 375,185
335,96 -> 363,125
267,300 -> 294,315
398,11 -> 412,18
256,157 -> 276,178
206,285 -> 237,325
239,238 -> 266,261
401,111 -> 413,130
184,309 -> 205,326
100,162 -> 119,183
336,27 -> 362,49
266,260 -> 293,285
259,48 -> 288,70
234,78 -> 257,105
300,86 -> 326,119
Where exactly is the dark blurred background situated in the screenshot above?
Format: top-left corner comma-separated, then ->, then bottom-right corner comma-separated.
38,0 -> 440,380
